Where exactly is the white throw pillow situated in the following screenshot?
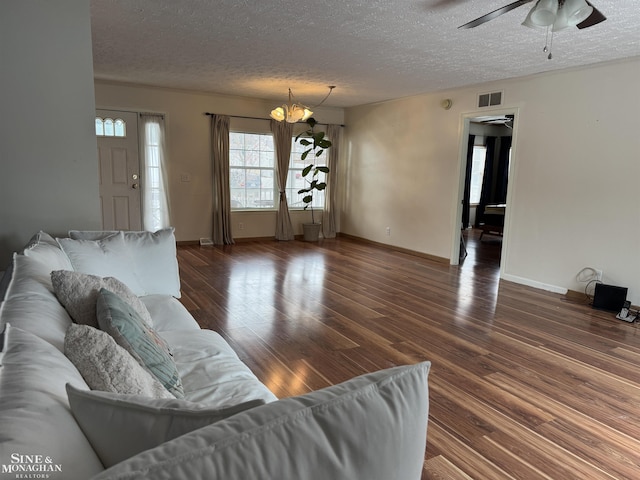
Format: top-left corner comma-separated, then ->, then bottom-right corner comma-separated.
67,228 -> 181,298
64,323 -> 174,399
91,362 -> 431,480
51,270 -> 153,328
58,232 -> 146,295
68,230 -> 119,241
22,231 -> 73,272
66,384 -> 265,467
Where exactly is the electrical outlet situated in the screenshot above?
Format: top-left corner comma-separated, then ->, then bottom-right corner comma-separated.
238,222 -> 244,230
385,227 -> 391,236
595,269 -> 603,282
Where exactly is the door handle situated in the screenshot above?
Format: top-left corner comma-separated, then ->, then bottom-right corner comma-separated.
132,183 -> 139,189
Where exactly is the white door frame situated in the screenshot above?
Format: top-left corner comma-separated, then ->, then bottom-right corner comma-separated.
449,107 -> 520,279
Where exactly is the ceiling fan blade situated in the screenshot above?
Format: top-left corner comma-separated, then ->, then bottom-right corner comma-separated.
576,2 -> 606,29
458,0 -> 536,29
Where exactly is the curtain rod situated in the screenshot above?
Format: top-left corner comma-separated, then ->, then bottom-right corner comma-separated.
139,112 -> 165,118
204,112 -> 344,127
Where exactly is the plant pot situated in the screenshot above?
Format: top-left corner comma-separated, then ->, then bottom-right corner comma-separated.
302,223 -> 322,242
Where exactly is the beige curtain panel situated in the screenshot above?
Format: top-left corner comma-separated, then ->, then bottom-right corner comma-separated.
323,124 -> 341,238
271,120 -> 295,241
210,114 -> 234,245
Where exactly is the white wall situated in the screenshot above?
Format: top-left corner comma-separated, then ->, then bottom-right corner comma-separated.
94,82 -> 344,242
343,58 -> 640,304
0,0 -> 101,266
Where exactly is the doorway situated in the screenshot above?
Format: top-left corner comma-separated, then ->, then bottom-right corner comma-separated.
451,108 -> 518,278
96,109 -> 142,230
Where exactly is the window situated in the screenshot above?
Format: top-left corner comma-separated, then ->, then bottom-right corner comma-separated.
469,145 -> 486,204
287,137 -> 327,209
230,132 -> 275,209
140,115 -> 170,231
229,132 -> 328,211
95,117 -> 126,137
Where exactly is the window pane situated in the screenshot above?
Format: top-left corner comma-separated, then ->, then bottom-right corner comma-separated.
230,168 -> 245,189
230,150 -> 244,166
245,134 -> 260,150
114,119 -> 126,137
260,151 -> 274,168
104,118 -> 114,136
245,150 -> 259,167
230,132 -> 244,149
95,118 -> 104,136
470,146 -> 486,204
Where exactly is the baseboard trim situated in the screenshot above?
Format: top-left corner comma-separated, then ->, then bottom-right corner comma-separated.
177,237 -> 277,246
501,273 -> 568,295
176,240 -> 200,246
337,233 -> 449,264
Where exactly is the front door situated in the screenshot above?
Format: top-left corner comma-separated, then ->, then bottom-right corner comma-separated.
96,109 -> 141,230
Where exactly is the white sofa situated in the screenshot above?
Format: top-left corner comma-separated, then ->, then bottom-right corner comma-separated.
0,229 -> 431,480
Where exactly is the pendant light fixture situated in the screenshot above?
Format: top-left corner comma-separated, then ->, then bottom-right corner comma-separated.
270,86 -> 335,123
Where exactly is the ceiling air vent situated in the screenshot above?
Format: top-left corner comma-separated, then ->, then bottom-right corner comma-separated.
478,91 -> 502,108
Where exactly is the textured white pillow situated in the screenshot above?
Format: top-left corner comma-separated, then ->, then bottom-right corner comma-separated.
51,270 -> 153,328
66,384 -> 265,467
91,362 -> 431,480
64,324 -> 174,399
61,229 -> 180,297
58,232 -> 146,295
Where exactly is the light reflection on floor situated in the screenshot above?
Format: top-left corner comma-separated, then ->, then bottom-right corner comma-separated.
455,229 -> 502,321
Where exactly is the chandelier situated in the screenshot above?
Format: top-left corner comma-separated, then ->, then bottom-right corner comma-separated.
270,86 -> 335,123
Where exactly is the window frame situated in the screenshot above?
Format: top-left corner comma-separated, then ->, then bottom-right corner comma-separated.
286,137 -> 328,210
229,131 -> 328,212
229,131 -> 277,211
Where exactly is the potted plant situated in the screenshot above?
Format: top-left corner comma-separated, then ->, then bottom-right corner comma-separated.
295,118 -> 331,241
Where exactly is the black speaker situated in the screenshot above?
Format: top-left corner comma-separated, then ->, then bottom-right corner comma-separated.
592,283 -> 628,312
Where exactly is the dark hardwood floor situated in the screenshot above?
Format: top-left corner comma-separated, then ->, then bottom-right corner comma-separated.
177,232 -> 640,479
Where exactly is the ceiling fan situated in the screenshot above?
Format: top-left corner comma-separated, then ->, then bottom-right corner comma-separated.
458,0 -> 606,30
458,0 -> 606,59
473,115 -> 514,128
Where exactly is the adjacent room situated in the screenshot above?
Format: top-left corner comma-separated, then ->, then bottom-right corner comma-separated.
1,0 -> 640,478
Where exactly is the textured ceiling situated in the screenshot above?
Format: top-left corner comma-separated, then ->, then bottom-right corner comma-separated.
90,0 -> 640,108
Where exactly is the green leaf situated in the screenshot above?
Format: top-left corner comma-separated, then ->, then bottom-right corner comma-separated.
317,166 -> 330,173
316,182 -> 327,191
302,164 -> 313,177
302,195 -> 313,203
300,139 -> 311,146
298,187 -> 310,194
315,150 -> 324,157
301,150 -> 310,161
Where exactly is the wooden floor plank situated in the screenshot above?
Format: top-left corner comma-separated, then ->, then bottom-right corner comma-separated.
177,231 -> 640,479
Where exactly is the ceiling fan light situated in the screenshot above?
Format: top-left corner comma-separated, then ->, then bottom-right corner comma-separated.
522,6 -> 546,30
563,0 -> 593,26
530,0 -> 558,26
552,5 -> 570,31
